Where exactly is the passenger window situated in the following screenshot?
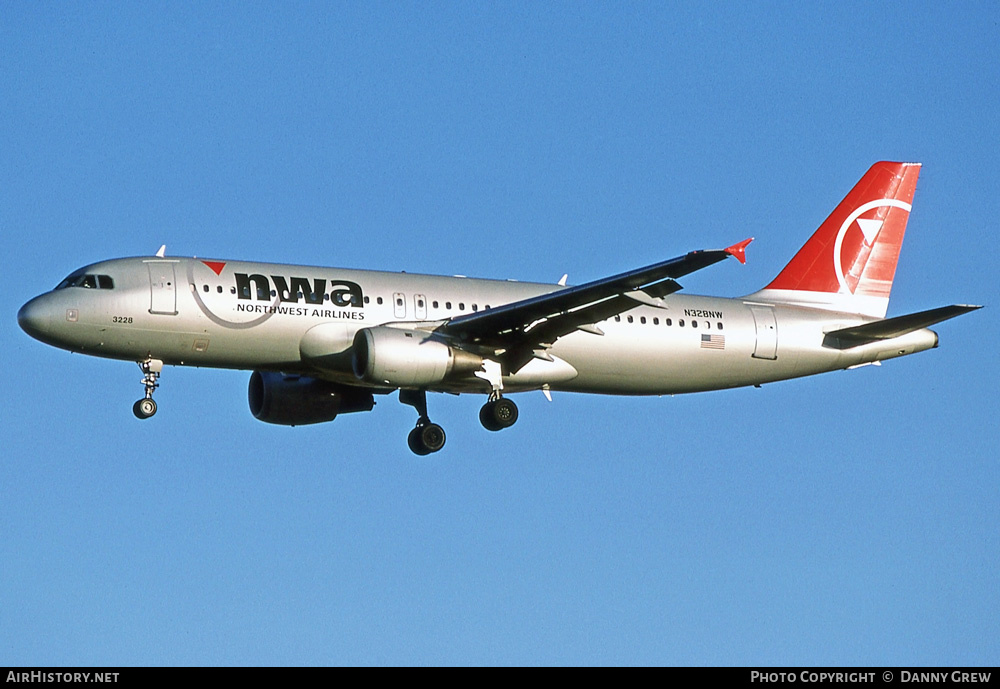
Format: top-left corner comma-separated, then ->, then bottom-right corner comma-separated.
653,317 -> 659,325
679,319 -> 685,327
364,296 -> 370,304
217,286 -> 223,293
446,302 -> 452,310
717,322 -> 723,330
459,303 -> 465,310
472,304 -> 478,311
433,301 -> 439,309
627,315 -> 633,323
666,318 -> 672,326
377,297 -> 383,305
692,320 -> 698,328
640,316 -> 646,324
203,285 -> 209,292
614,315 -> 621,322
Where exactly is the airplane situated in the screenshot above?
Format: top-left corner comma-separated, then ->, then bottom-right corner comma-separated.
18,161 -> 980,454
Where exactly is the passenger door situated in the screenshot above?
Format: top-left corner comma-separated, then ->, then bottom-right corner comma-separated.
146,262 -> 178,315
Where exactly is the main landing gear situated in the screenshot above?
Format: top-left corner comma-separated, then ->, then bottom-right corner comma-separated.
479,393 -> 518,432
475,360 -> 518,432
398,388 -> 520,455
399,389 -> 447,455
132,358 -> 163,420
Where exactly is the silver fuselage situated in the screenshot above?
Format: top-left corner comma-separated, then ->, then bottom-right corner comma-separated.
18,256 -> 939,396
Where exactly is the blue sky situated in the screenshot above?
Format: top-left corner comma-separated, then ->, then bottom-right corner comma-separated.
2,2 -> 997,666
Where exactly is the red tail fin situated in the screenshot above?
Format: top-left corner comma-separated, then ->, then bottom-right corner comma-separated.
754,161 -> 920,318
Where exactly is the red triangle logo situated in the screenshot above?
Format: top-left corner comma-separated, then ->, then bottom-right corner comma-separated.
202,261 -> 226,276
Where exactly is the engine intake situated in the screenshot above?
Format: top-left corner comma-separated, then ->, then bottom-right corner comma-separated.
248,371 -> 375,425
352,326 -> 482,387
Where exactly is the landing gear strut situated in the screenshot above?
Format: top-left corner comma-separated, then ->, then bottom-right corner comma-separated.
399,389 -> 446,455
474,360 -> 518,432
133,358 -> 163,420
480,391 -> 518,431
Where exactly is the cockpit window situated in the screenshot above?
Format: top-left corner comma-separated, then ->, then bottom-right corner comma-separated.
55,270 -> 85,290
55,272 -> 114,290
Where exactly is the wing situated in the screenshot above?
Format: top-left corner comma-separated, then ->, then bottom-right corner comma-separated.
437,238 -> 752,374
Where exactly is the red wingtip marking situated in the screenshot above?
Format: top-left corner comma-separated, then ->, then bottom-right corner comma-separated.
724,237 -> 753,265
202,261 -> 226,276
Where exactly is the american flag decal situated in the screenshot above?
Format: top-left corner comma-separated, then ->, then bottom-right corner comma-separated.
700,333 -> 725,350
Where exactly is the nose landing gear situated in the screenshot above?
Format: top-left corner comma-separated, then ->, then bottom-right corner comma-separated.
133,358 -> 163,419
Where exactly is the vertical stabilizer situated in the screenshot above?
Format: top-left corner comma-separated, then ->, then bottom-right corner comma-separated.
751,161 -> 921,318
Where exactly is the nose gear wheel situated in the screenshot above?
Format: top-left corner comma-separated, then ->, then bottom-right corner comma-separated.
133,359 -> 163,420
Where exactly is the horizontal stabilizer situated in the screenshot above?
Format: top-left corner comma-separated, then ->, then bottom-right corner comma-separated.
823,304 -> 981,349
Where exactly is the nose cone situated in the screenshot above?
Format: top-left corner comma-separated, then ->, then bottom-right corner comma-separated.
18,296 -> 44,337
18,294 -> 61,344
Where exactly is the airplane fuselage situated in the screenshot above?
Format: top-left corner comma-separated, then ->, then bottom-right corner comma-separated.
18,255 -> 938,397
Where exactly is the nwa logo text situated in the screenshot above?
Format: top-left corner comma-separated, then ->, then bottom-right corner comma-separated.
235,273 -> 364,307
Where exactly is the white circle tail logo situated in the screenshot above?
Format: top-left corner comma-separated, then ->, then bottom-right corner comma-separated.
832,198 -> 912,294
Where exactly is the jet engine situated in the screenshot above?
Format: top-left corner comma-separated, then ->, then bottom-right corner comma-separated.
352,326 -> 482,387
248,371 -> 375,425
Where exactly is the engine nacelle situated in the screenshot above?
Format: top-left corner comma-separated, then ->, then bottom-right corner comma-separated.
248,371 -> 375,425
352,326 -> 482,387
